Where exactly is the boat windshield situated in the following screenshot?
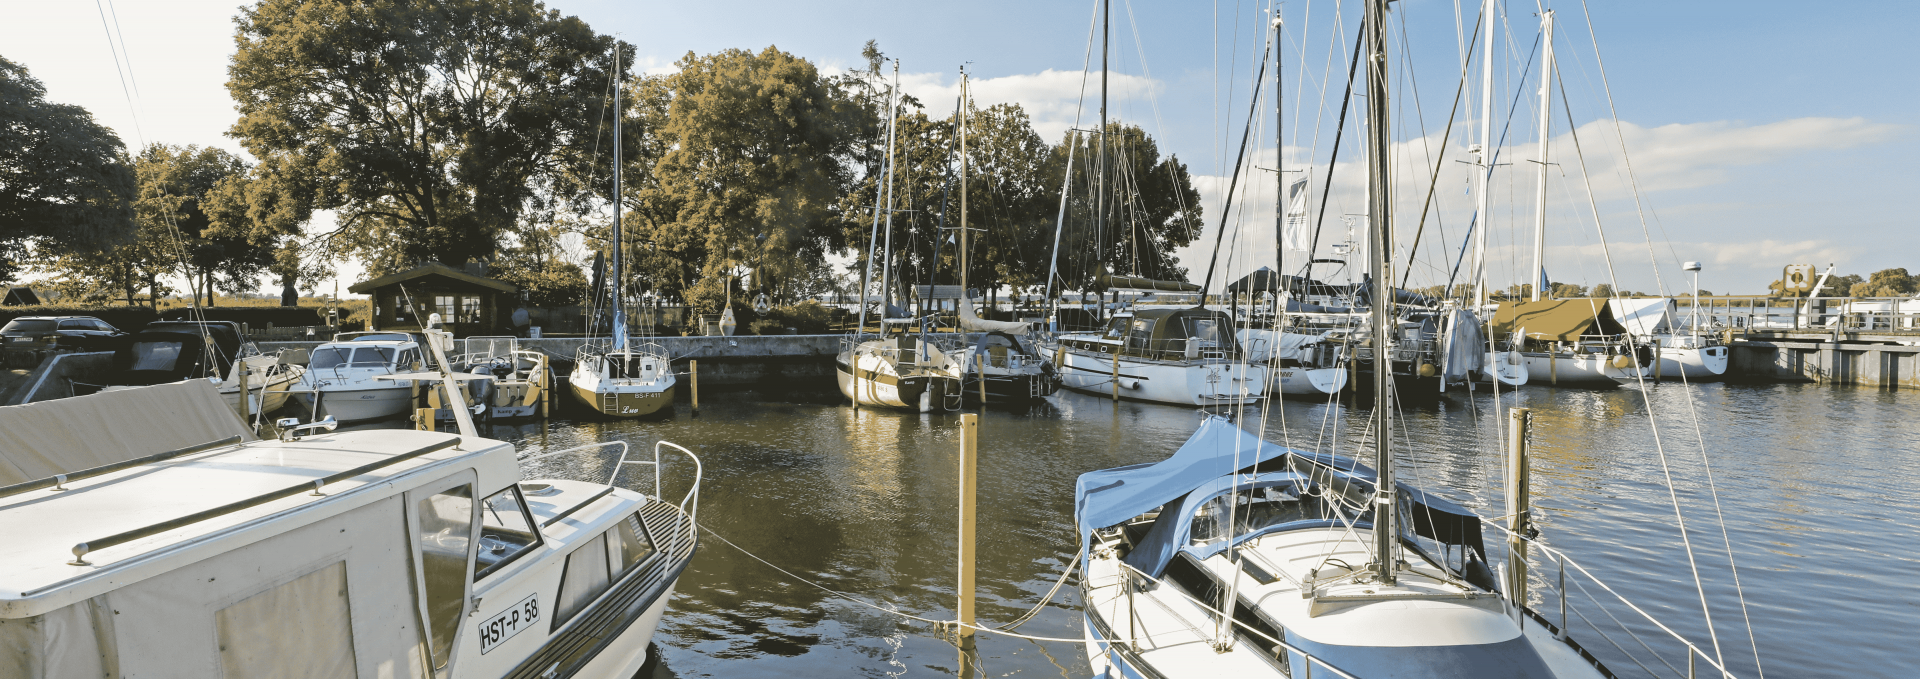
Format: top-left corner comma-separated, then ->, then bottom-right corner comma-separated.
309,347 -> 352,370
128,340 -> 184,372
349,347 -> 398,367
1184,317 -> 1231,349
1189,485 -> 1338,547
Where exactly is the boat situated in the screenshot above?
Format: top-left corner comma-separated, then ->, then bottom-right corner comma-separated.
421,336 -> 554,421
567,49 -> 676,419
1609,297 -> 1728,380
0,320 -> 700,679
1488,298 -> 1651,387
1228,271 -> 1350,397
838,328 -> 964,413
107,320 -> 306,418
1042,306 -> 1266,406
1076,6 -> 1625,677
291,331 -> 425,423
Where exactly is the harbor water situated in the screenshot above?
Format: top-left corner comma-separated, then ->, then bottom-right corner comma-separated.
388,381 -> 1915,678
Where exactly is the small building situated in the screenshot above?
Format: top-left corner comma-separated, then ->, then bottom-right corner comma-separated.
3,286 -> 40,306
348,262 -> 517,338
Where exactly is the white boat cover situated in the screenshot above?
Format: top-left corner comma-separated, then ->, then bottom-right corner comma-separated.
0,379 -> 254,485
1441,308 -> 1486,385
1236,328 -> 1325,363
959,301 -> 1030,336
1608,297 -> 1675,336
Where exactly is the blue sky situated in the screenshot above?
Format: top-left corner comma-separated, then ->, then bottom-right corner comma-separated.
6,0 -> 1914,296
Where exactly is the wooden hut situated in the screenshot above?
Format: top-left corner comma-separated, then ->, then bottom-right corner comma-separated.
348,262 -> 517,338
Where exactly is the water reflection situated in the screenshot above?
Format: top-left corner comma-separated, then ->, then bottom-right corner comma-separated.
359,378 -> 1920,678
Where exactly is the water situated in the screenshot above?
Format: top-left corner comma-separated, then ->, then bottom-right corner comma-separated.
445,380 -> 1916,678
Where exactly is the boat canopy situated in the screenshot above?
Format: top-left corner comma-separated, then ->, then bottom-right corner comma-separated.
1488,298 -> 1629,342
1606,297 -> 1675,336
1074,417 -> 1285,545
1077,418 -> 1488,577
958,300 -> 1030,335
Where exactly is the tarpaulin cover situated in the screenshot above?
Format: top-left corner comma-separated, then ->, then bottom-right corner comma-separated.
958,301 -> 1030,335
1123,471 -> 1307,578
1235,329 -> 1330,363
0,379 -> 254,485
1074,417 -> 1289,544
1442,308 -> 1486,384
1607,297 -> 1675,337
1488,299 -> 1625,342
1095,273 -> 1200,293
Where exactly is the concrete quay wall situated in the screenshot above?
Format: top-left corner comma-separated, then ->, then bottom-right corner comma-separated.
1729,340 -> 1920,388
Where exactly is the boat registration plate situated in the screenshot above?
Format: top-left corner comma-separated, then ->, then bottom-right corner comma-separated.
477,593 -> 540,654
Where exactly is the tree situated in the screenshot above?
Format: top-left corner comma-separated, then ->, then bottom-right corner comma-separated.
0,55 -> 135,283
1052,122 -> 1203,295
1591,283 -> 1615,298
1548,282 -> 1588,299
227,0 -> 622,274
204,151 -> 315,305
635,46 -> 860,313
1850,268 -> 1916,297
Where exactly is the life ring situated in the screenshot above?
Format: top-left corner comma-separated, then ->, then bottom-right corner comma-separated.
753,293 -> 771,314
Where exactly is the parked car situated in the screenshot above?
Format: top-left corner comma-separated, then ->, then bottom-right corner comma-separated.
1,316 -> 128,350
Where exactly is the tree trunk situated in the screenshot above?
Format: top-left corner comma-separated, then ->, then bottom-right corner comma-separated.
280,272 -> 298,306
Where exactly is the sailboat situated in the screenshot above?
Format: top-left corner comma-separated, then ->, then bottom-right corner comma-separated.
1609,290 -> 1729,380
837,59 -> 963,413
1077,5 -> 1615,677
570,48 -> 677,418
947,71 -> 1057,405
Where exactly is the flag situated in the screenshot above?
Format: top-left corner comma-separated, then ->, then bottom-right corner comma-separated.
1281,177 -> 1313,252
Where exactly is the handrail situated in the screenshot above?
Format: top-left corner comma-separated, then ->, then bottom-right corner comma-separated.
519,439 -> 702,541
1103,558 -> 1364,679
68,437 -> 460,566
1479,518 -> 1739,679
0,436 -> 244,500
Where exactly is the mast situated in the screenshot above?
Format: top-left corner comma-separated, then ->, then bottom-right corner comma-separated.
857,61 -> 898,334
1473,0 -> 1495,310
1363,0 -> 1396,585
1273,13 -> 1284,290
1044,134 -> 1078,330
612,44 -> 626,352
1530,11 -> 1555,302
1097,0 -> 1108,313
881,62 -> 902,316
960,70 -> 969,309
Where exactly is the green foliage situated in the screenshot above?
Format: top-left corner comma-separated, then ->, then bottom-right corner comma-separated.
0,305 -> 158,332
1849,268 -> 1916,297
1548,282 -> 1588,298
0,56 -> 136,283
1052,123 -> 1202,293
227,0 -> 621,273
1591,283 -> 1615,298
494,260 -> 588,308
756,300 -> 833,334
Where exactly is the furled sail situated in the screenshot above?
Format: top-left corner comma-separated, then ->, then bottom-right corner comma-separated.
959,299 -> 1030,335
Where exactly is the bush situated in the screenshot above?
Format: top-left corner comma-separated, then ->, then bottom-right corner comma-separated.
748,319 -> 786,335
761,301 -> 833,334
0,305 -> 160,332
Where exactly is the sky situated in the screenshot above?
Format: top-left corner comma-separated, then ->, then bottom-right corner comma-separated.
6,0 -> 1915,298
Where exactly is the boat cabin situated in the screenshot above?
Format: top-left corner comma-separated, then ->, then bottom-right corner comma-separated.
1066,307 -> 1246,362
112,321 -> 245,385
350,262 -> 519,339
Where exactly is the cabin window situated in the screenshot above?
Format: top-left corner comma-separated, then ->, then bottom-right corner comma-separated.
552,534 -> 611,630
128,341 -> 183,371
350,347 -> 398,367
1189,485 -> 1311,548
607,513 -> 656,577
309,347 -> 351,370
1185,318 -> 1227,349
215,561 -> 357,679
474,486 -> 543,580
415,484 -> 476,670
397,348 -> 422,370
1127,319 -> 1157,352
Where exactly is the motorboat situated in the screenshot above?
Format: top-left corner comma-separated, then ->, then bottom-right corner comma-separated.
1235,327 -> 1347,396
0,324 -> 700,679
107,320 -> 306,418
445,336 -> 553,419
291,332 -> 424,423
838,327 -> 963,412
1042,307 -> 1265,406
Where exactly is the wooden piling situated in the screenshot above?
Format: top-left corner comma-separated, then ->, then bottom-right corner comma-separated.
690,360 -> 700,417
977,352 -> 987,403
415,407 -> 435,432
957,412 -> 978,642
1506,407 -> 1531,619
236,365 -> 250,423
1111,349 -> 1121,401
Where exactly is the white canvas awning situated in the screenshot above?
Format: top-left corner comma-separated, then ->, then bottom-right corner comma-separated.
0,380 -> 255,486
1607,298 -> 1675,337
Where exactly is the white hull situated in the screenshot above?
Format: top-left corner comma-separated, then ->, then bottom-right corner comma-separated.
1481,350 -> 1529,387
1041,343 -> 1264,406
573,580 -> 678,678
1651,344 -> 1729,380
1521,352 -> 1638,387
1271,366 -> 1346,395
290,385 -> 415,422
835,346 -> 959,412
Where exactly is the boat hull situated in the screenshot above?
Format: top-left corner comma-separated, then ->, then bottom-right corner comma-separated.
1042,344 -> 1264,406
290,385 -> 414,423
836,359 -> 960,412
1271,366 -> 1346,395
568,381 -> 674,418
1481,350 -> 1529,387
1651,345 -> 1729,380
1520,352 -> 1628,387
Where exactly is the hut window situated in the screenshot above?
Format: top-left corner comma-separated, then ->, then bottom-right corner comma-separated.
214,561 -> 357,679
459,295 -> 483,323
435,295 -> 457,322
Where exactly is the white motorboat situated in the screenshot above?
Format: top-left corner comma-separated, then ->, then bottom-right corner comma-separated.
837,331 -> 963,412
217,348 -> 307,416
0,335 -> 699,679
291,333 -> 423,423
1044,307 -> 1265,406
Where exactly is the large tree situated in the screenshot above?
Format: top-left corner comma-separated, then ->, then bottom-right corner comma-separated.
226,0 -> 622,274
633,46 -> 860,313
1051,122 -> 1203,295
0,55 -> 135,284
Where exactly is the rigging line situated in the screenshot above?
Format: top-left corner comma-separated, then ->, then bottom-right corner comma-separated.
1304,22 -> 1366,272
1396,7 -> 1483,289
92,0 -> 144,146
1120,0 -> 1201,246
1554,67 -> 1730,678
1444,30 -> 1540,293
1572,0 -> 1667,295
1197,31 -> 1273,298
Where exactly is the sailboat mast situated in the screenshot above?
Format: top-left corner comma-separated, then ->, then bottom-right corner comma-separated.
1473,0 -> 1494,310
1097,0 -> 1108,305
1273,13 -> 1284,285
881,63 -> 902,315
1530,11 -> 1555,302
612,44 -> 626,352
960,70 -> 969,306
857,60 -> 896,334
1363,0 -> 1397,586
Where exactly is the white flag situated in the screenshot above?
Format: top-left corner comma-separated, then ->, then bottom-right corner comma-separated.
1281,177 -> 1313,252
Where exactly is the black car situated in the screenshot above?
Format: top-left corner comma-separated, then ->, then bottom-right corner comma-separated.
0,316 -> 128,351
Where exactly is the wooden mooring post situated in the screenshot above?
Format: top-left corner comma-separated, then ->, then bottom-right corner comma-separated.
690,360 -> 700,417
957,413 -> 979,674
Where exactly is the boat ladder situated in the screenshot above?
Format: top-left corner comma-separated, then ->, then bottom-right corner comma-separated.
600,390 -> 618,413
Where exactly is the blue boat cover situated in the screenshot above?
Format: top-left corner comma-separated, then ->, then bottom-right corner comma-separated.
1074,417 -> 1292,544
1121,471 -> 1308,578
